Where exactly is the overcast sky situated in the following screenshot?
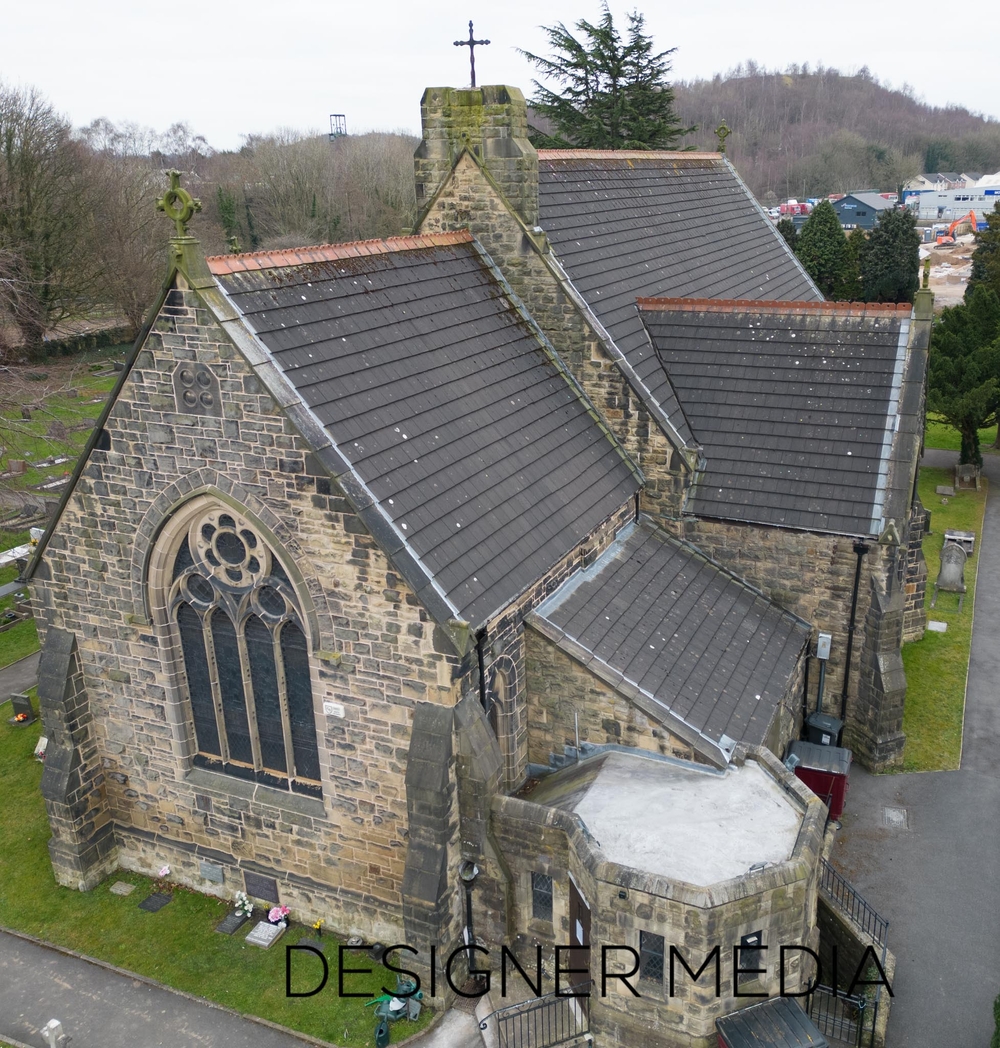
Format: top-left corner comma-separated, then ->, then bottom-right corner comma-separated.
7,0 -> 999,151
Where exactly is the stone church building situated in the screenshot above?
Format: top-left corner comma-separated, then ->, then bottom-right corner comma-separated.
24,85 -> 926,1047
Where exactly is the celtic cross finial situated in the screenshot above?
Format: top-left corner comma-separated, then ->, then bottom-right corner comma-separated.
715,123 -> 732,154
157,170 -> 202,237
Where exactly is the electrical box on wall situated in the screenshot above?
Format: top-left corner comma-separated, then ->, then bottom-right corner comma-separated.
816,632 -> 832,660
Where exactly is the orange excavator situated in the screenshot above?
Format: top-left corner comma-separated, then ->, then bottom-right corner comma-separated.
936,210 -> 981,245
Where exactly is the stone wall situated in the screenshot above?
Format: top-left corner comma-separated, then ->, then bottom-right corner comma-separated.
524,631 -> 698,766
902,498 -> 929,642
30,282 -> 469,940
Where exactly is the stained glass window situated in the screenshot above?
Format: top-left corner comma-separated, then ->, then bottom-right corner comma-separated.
165,503 -> 322,796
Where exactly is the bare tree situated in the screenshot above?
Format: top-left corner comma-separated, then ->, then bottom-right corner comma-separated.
0,82 -> 100,354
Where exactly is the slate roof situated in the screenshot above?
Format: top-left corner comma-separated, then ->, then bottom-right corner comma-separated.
528,519 -> 810,764
536,152 -> 822,447
638,299 -> 912,535
207,232 -> 641,629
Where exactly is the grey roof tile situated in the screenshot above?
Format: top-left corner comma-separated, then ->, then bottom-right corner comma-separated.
639,301 -> 911,535
211,236 -> 640,628
532,518 -> 809,756
537,153 -> 822,448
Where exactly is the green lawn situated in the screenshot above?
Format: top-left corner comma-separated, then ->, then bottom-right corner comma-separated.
900,466 -> 988,771
0,528 -> 38,670
924,414 -> 998,454
0,702 -> 434,1044
1,356 -> 122,498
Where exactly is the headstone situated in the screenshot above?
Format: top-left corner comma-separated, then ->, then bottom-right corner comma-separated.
110,881 -> 136,896
216,911 -> 250,935
297,937 -> 326,955
138,891 -> 172,912
935,485 -> 955,496
937,543 -> 967,592
243,871 -> 279,904
944,528 -> 975,554
245,920 -> 285,949
199,860 -> 224,883
9,693 -> 36,725
46,420 -> 67,440
21,408 -> 31,421
927,620 -> 948,633
8,460 -> 26,475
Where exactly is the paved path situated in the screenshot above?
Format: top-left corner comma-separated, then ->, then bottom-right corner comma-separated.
831,448 -> 1000,1048
0,652 -> 40,700
0,930 -> 324,1047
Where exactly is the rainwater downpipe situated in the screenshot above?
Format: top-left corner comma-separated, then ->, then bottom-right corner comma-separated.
840,541 -> 871,724
476,629 -> 488,713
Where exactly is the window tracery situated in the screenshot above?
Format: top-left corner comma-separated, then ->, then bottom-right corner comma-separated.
163,503 -> 321,796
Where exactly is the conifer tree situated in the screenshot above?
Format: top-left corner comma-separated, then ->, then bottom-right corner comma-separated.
860,206 -> 920,303
794,201 -> 854,299
927,286 -> 1000,465
520,5 -> 695,150
776,218 -> 798,251
966,201 -> 1000,303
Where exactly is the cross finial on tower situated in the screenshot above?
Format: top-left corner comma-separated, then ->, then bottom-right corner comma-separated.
157,170 -> 202,238
454,21 -> 490,88
715,122 -> 732,154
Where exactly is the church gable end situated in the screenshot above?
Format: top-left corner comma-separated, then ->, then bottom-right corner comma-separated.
28,272 -> 467,935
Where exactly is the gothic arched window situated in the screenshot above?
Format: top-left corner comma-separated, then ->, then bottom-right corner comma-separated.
165,503 -> 321,797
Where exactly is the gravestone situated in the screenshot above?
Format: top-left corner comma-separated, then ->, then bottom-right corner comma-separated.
46,420 -> 67,440
935,485 -> 955,496
216,911 -> 250,935
932,541 -> 968,610
109,881 -> 136,896
246,920 -> 285,949
243,871 -> 279,904
138,891 -> 172,912
9,693 -> 36,725
199,860 -> 224,883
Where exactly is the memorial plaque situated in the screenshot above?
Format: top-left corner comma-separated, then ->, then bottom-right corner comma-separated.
199,860 -> 224,883
138,892 -> 172,912
110,881 -> 136,896
243,871 -> 279,904
927,620 -> 948,633
246,920 -> 285,949
936,485 -> 955,496
216,911 -> 250,935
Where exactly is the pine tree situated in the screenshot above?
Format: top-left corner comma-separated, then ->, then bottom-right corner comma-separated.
795,201 -> 854,299
966,201 -> 1000,303
860,206 -> 920,303
776,218 -> 798,251
927,286 -> 1000,465
520,5 -> 695,150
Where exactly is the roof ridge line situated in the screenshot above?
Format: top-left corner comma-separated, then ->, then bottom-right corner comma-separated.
538,149 -> 723,160
206,231 -> 474,274
637,297 -> 912,315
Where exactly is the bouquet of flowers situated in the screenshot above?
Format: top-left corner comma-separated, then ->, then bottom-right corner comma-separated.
234,891 -> 254,919
268,905 -> 291,926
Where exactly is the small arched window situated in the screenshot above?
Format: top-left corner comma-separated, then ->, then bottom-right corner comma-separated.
166,504 -> 321,797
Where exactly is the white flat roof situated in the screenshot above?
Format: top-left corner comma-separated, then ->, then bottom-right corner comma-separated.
563,752 -> 803,886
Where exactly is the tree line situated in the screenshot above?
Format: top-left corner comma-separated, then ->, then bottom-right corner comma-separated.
778,201 -> 920,304
673,64 -> 1000,202
0,81 -> 418,359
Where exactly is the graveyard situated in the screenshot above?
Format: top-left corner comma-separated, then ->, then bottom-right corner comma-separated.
0,701 -> 435,1044
900,464 -> 988,771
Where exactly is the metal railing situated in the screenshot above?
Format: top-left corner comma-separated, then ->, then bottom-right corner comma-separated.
481,983 -> 591,1048
819,859 -> 889,947
807,984 -> 868,1046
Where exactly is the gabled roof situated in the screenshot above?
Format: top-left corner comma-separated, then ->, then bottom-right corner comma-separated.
207,232 -> 641,630
836,192 -> 895,211
528,518 -> 810,765
638,298 -> 912,535
536,151 -> 822,447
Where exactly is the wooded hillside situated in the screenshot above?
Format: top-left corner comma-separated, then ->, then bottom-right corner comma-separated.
674,64 -> 1000,202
